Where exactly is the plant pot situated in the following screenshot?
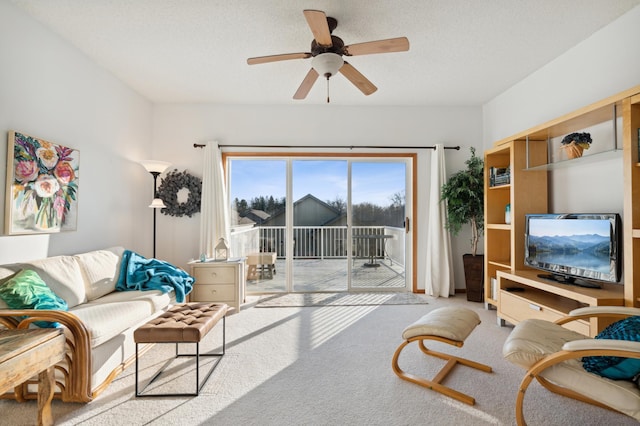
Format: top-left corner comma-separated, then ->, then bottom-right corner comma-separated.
463,254 -> 484,302
562,142 -> 584,159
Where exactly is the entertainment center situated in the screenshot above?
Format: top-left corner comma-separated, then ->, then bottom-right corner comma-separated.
484,85 -> 640,337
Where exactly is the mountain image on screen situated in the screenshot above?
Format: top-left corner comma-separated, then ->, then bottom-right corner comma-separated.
527,234 -> 609,256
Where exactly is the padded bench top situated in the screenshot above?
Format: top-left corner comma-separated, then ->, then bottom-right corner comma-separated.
402,307 -> 481,342
134,302 -> 228,344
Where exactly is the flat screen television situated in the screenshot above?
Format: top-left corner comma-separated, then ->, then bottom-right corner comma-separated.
524,213 -> 622,288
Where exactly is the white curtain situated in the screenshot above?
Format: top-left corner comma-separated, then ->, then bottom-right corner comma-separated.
425,144 -> 455,297
199,141 -> 230,258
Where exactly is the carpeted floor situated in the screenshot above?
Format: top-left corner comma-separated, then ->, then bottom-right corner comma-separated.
0,295 -> 636,425
256,291 -> 429,307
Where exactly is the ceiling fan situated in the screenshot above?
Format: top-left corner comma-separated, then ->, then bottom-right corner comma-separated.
247,9 -> 410,102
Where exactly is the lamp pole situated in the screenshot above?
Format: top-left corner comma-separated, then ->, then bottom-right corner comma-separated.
140,160 -> 171,259
151,171 -> 160,259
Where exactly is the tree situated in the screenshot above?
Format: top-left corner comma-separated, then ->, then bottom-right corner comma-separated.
440,147 -> 484,255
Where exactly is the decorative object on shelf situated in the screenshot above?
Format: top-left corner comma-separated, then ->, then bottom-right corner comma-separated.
5,131 -> 80,234
489,166 -> 510,187
560,132 -> 592,159
441,147 -> 484,302
214,238 -> 229,261
505,204 -> 511,224
140,160 -> 171,258
157,169 -> 202,217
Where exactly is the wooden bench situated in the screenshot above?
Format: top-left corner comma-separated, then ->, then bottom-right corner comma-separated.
133,302 -> 229,397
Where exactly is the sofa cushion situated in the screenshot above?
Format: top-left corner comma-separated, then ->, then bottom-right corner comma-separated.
75,248 -> 124,301
0,269 -> 68,328
68,290 -> 172,347
2,255 -> 86,308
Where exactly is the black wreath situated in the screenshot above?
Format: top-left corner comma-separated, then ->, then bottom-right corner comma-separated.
157,169 -> 202,217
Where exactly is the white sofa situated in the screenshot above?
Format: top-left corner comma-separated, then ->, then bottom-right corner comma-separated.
0,247 -> 175,402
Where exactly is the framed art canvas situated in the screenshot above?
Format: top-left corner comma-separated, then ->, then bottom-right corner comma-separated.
5,131 -> 79,234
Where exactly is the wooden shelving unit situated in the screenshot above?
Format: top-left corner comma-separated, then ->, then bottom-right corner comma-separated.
484,85 -> 640,332
483,140 -> 547,309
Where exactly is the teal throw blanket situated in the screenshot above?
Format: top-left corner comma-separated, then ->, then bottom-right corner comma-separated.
116,250 -> 193,302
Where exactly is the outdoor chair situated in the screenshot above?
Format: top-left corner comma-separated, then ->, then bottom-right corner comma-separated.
503,306 -> 640,425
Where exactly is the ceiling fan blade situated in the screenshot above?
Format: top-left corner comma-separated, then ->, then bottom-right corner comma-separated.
339,62 -> 377,96
303,9 -> 332,47
247,52 -> 312,65
293,68 -> 320,99
344,37 -> 410,56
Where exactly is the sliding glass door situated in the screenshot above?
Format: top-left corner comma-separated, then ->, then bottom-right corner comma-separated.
228,155 -> 411,293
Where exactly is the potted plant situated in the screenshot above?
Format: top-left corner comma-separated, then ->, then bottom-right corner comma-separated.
441,147 -> 484,301
560,132 -> 592,159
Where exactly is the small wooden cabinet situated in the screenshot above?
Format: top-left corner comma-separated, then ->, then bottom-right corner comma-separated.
189,259 -> 245,312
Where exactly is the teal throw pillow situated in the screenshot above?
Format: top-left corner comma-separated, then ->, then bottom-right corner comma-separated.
582,316 -> 640,380
0,269 -> 68,328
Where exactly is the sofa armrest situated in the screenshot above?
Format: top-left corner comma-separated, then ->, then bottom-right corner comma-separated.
0,309 -> 93,402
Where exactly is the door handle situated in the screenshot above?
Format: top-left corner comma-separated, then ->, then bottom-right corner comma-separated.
405,217 -> 410,233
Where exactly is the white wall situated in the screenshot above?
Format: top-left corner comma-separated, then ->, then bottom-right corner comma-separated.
152,104 -> 483,289
0,2 -> 154,262
483,5 -> 640,216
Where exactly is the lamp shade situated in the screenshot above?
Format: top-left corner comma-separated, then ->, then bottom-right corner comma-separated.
140,160 -> 171,174
149,198 -> 166,209
311,53 -> 344,78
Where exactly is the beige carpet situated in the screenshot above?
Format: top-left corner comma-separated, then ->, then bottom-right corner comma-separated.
256,291 -> 429,307
0,296 -> 636,425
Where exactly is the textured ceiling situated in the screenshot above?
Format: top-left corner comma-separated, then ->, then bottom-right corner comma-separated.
11,0 -> 640,106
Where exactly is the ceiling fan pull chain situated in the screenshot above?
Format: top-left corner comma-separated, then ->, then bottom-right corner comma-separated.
326,75 -> 330,103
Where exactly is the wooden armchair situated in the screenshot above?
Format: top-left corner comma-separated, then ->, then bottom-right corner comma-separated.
503,306 -> 640,425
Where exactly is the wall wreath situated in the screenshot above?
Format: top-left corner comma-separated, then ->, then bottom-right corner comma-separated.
157,169 -> 202,217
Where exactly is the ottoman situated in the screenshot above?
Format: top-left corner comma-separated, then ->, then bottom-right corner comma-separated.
134,302 -> 229,397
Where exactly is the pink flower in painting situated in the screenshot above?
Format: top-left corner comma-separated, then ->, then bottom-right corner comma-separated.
36,146 -> 59,169
54,161 -> 75,185
14,160 -> 39,183
33,175 -> 60,198
53,196 -> 66,220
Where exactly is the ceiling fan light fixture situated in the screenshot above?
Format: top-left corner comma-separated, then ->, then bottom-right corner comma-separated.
311,52 -> 344,78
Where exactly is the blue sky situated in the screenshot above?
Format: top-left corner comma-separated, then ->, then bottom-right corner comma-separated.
529,218 -> 610,237
229,159 -> 405,206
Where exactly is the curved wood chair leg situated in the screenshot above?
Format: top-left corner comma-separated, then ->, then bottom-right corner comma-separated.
392,337 -> 492,406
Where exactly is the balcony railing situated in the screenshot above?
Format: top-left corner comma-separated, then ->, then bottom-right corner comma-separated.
230,225 -> 405,265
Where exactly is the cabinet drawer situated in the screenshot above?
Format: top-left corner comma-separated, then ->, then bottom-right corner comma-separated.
193,266 -> 236,284
191,284 -> 236,302
500,291 -> 590,336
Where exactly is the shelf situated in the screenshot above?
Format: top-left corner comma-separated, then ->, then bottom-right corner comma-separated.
525,148 -> 623,171
488,260 -> 511,269
486,223 -> 511,230
489,183 -> 510,190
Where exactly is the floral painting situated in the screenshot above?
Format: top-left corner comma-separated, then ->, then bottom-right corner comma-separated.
5,131 -> 79,234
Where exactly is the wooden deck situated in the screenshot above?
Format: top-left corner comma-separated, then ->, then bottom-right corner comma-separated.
245,258 -> 406,293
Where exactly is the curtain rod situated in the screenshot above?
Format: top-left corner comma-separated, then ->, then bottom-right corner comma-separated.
193,143 -> 460,150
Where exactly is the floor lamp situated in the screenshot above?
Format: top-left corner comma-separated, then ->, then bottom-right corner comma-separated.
140,160 -> 171,258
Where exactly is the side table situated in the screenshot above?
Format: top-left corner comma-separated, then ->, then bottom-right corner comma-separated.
190,259 -> 245,312
0,329 -> 66,426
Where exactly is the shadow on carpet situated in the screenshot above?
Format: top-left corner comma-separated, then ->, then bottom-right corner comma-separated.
256,292 -> 429,307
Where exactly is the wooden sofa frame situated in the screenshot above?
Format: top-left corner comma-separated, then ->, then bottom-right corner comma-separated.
0,309 -> 152,403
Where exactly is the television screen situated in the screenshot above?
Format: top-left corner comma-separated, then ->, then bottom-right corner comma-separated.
524,213 -> 621,287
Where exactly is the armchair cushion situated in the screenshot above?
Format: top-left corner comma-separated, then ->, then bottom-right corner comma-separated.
582,316 -> 640,380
